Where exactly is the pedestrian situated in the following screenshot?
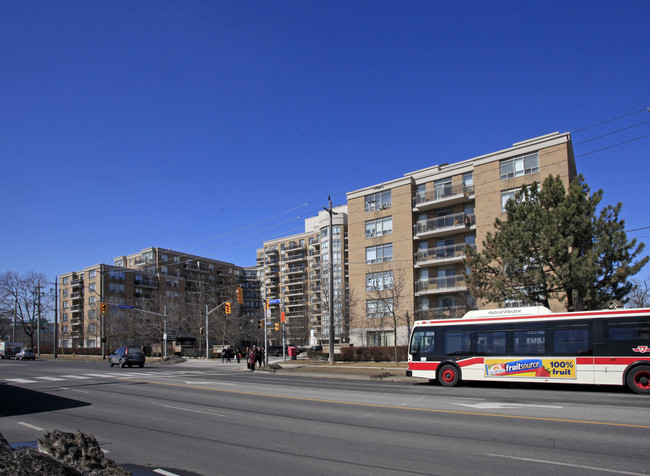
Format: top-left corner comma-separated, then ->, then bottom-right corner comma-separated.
256,346 -> 263,368
226,347 -> 231,363
249,347 -> 256,372
235,348 -> 240,364
221,347 -> 226,363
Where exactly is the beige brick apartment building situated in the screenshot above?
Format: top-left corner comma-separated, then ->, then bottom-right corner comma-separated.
344,132 -> 576,347
58,247 -> 246,351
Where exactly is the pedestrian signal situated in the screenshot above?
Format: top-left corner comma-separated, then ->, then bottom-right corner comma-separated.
258,320 -> 264,329
225,302 -> 231,314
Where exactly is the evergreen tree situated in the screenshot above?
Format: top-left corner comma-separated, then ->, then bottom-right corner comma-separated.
464,175 -> 648,310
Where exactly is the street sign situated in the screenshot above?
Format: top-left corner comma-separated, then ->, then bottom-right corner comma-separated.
118,305 -> 135,310
268,299 -> 281,304
266,309 -> 271,318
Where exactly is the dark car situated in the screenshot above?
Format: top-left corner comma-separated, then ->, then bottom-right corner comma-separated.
268,345 -> 287,357
15,349 -> 36,361
109,346 -> 145,368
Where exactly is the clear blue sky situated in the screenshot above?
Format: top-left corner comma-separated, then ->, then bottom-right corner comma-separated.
1,1 -> 649,286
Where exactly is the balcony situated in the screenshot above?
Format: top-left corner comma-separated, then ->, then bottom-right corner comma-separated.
283,253 -> 306,263
284,298 -> 305,308
265,247 -> 279,255
414,274 -> 467,295
71,279 -> 83,288
413,183 -> 475,211
70,291 -> 83,301
415,306 -> 468,321
285,266 -> 305,275
413,212 -> 475,239
414,243 -> 476,267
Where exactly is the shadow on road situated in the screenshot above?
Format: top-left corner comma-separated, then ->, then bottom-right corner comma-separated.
0,383 -> 90,417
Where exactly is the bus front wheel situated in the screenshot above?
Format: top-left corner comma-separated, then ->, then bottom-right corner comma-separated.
626,365 -> 650,394
438,364 -> 460,387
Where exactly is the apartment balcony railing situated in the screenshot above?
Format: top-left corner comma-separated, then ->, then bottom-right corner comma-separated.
282,277 -> 304,284
265,258 -> 279,265
285,266 -> 305,275
283,253 -> 306,263
71,279 -> 83,288
413,183 -> 475,211
265,247 -> 279,255
70,304 -> 83,312
414,243 -> 476,267
413,212 -> 475,239
414,274 -> 467,295
70,291 -> 83,300
284,298 -> 305,307
415,306 -> 468,321
284,242 -> 306,251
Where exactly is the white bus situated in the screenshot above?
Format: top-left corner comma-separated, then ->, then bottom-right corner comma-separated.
407,306 -> 650,394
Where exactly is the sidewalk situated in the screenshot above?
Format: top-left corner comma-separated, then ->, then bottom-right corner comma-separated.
178,357 -> 418,383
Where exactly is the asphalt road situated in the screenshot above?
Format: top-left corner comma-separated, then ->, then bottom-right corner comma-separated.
1,358 -> 648,476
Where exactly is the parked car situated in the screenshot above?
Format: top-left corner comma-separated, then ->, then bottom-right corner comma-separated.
109,346 -> 145,368
15,348 -> 35,361
268,345 -> 287,357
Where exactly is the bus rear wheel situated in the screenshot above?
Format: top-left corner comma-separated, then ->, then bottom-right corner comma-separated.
438,364 -> 460,387
626,365 -> 650,394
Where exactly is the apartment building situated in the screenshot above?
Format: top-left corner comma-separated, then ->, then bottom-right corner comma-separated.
58,247 -> 244,350
257,206 -> 348,347
346,132 -> 577,347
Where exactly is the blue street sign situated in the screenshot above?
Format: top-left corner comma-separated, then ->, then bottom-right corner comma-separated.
118,305 -> 135,310
268,299 -> 281,304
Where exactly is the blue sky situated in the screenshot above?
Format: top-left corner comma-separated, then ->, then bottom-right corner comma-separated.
1,1 -> 649,286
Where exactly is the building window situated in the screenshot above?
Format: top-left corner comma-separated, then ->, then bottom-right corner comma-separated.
366,271 -> 394,291
88,270 -> 96,279
161,253 -> 168,262
62,277 -> 69,285
109,283 -> 125,294
366,330 -> 395,347
501,189 -> 517,212
89,283 -> 96,292
89,296 -> 96,305
62,289 -> 68,297
365,216 -> 393,238
109,270 -> 125,280
365,244 -> 393,264
366,299 -> 393,318
63,301 -> 69,309
365,190 -> 391,212
500,152 -> 539,180
62,313 -> 68,322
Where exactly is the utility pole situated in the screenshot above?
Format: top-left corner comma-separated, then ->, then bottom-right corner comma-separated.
54,276 -> 58,358
323,196 -> 337,365
37,281 -> 41,357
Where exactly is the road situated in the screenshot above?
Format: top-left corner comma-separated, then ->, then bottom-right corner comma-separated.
1,358 -> 648,476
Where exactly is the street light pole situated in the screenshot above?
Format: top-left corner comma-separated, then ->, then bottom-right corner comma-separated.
323,196 -> 337,365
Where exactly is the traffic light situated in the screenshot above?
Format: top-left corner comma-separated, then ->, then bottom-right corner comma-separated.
274,322 -> 280,331
236,286 -> 244,304
225,302 -> 231,314
258,320 -> 264,329
100,303 -> 107,315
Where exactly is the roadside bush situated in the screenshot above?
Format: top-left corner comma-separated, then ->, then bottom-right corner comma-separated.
339,346 -> 407,362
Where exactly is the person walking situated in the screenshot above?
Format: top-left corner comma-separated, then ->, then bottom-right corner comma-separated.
235,348 -> 241,364
248,347 -> 256,372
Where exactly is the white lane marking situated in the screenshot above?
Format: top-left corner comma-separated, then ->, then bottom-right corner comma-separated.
84,373 -> 114,378
488,454 -> 645,475
454,402 -> 562,409
158,403 -> 227,418
35,376 -> 65,381
5,378 -> 36,383
154,469 -> 181,476
18,422 -> 44,431
60,375 -> 92,379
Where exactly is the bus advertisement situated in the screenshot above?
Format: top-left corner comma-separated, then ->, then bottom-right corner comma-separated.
407,306 -> 650,394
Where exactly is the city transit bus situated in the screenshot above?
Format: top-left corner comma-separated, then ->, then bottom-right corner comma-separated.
407,306 -> 650,394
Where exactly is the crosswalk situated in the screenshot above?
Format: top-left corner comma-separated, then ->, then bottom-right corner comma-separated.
4,370 -> 208,385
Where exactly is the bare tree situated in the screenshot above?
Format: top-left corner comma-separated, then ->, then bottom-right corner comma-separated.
628,278 -> 650,308
0,271 -> 53,348
366,269 -> 409,363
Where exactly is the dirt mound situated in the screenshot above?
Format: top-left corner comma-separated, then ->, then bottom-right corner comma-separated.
160,355 -> 186,365
0,430 -> 130,475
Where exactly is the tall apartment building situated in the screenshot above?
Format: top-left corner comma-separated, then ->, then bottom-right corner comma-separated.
346,132 -> 577,347
257,206 -> 348,347
58,247 -> 245,350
